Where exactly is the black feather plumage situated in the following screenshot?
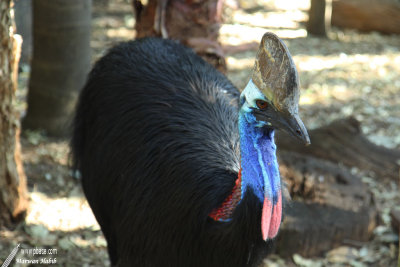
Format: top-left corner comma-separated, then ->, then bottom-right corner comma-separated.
71,38 -> 272,267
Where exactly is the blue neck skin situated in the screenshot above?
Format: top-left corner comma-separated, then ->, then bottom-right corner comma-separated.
238,110 -> 281,204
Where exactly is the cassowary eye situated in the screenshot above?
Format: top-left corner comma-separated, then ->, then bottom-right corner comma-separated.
256,100 -> 268,110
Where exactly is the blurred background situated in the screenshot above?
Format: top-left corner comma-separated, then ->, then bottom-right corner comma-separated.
0,0 -> 399,266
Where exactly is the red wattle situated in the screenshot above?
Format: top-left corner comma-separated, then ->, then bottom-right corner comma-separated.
209,169 -> 242,221
261,192 -> 282,241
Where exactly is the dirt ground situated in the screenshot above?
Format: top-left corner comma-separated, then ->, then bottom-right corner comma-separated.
1,0 -> 399,266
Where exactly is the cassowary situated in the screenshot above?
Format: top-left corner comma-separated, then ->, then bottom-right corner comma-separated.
71,33 -> 310,267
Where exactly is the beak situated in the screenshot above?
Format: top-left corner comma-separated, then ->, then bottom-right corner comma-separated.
284,113 -> 311,145
254,109 -> 311,145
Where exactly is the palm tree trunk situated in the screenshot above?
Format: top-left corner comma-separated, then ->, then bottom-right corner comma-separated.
0,0 -> 28,227
14,0 -> 32,65
134,0 -> 226,72
307,0 -> 332,37
23,0 -> 91,137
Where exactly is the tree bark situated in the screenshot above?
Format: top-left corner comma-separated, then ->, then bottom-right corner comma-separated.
14,0 -> 32,65
0,0 -> 28,227
275,152 -> 377,257
133,0 -> 226,72
272,117 -> 400,257
307,0 -> 332,37
332,0 -> 400,34
277,117 -> 400,180
23,0 -> 92,137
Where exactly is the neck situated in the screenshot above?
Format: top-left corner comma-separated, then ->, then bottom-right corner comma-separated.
238,112 -> 280,202
208,108 -> 283,240
238,111 -> 282,240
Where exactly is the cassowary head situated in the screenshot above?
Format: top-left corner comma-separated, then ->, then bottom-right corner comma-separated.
237,32 -> 310,241
240,32 -> 310,145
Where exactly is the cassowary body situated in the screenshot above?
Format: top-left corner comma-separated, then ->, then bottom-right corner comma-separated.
72,35 -> 309,266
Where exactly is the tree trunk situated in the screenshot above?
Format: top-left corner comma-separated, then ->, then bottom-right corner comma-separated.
307,0 -> 332,37
133,0 -> 226,72
0,0 -> 28,227
14,0 -> 32,65
332,0 -> 400,34
277,117 -> 400,180
273,117 -> 400,257
23,0 -> 92,137
275,152 -> 377,257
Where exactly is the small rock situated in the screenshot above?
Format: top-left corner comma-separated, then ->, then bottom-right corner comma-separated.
378,232 -> 399,243
56,175 -> 65,186
327,246 -> 359,264
349,260 -> 367,267
68,185 -> 83,198
45,173 -> 52,181
58,237 -> 75,250
26,224 -> 49,239
358,246 -> 369,257
25,224 -> 57,246
94,236 -> 107,247
70,235 -> 90,248
373,225 -> 389,235
293,254 -> 323,267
